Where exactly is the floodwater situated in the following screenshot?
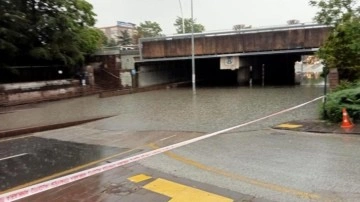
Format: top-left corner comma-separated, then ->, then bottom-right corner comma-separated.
0,85 -> 341,201
0,86 -> 324,132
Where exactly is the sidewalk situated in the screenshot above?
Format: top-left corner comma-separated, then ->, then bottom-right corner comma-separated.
273,120 -> 360,135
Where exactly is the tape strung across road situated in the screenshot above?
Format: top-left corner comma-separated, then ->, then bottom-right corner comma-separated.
0,96 -> 324,202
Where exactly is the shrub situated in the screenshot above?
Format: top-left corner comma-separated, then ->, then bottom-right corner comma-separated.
323,86 -> 360,122
333,80 -> 360,92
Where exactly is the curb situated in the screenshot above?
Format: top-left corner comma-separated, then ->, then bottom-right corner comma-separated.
0,116 -> 112,139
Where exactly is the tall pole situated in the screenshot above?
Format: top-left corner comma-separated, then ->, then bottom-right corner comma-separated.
191,0 -> 196,94
178,0 -> 185,34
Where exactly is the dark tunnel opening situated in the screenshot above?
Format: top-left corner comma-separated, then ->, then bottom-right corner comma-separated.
136,52 -> 313,88
194,53 -> 304,87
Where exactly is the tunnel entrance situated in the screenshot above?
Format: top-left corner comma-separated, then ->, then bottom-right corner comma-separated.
194,53 -> 305,87
136,52 -> 312,88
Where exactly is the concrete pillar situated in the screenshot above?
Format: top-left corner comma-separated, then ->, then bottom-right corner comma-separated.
237,66 -> 250,85
329,68 -> 339,91
86,65 -> 95,86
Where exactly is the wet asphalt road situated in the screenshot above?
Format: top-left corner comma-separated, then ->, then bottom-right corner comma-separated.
0,137 -> 125,191
2,86 -> 360,201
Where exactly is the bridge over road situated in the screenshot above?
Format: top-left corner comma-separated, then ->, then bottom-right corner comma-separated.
136,24 -> 331,87
139,24 -> 330,60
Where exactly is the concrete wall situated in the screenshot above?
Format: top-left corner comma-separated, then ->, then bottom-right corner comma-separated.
121,55 -> 136,70
0,80 -> 78,93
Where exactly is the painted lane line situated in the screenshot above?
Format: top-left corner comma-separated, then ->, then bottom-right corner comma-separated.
0,153 -> 28,162
149,143 -> 320,200
159,135 -> 177,141
0,96 -> 323,202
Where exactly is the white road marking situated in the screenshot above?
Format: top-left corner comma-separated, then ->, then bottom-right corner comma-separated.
0,153 -> 28,161
159,135 -> 177,141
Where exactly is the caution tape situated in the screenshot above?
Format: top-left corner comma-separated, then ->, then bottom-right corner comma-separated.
0,96 -> 323,202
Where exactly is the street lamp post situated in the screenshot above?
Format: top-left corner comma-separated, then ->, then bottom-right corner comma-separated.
191,0 -> 196,94
178,0 -> 185,34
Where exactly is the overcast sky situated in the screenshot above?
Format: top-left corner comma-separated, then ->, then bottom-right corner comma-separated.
86,0 -> 318,34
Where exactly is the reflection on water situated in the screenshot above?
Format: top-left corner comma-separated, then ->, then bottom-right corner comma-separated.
0,86 -> 324,133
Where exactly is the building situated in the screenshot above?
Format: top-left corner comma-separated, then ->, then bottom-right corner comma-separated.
99,21 -> 137,44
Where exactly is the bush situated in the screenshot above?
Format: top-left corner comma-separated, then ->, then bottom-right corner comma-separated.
323,86 -> 360,122
333,80 -> 360,92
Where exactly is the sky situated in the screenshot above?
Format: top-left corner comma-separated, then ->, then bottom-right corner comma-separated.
86,0 -> 319,35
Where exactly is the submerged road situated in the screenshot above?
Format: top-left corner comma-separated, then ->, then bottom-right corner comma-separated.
1,86 -> 360,201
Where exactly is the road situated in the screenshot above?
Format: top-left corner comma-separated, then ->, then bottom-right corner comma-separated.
1,86 -> 360,202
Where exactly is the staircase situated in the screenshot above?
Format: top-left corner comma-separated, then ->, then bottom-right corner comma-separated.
93,68 -> 121,91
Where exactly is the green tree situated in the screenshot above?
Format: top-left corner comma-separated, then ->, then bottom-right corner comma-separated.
105,38 -> 118,47
309,0 -> 359,25
0,0 -> 102,68
78,28 -> 107,53
174,17 -> 205,34
118,30 -> 132,45
136,21 -> 162,38
310,0 -> 360,81
0,0 -> 29,67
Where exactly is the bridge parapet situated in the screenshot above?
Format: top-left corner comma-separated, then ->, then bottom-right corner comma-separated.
140,24 -> 331,60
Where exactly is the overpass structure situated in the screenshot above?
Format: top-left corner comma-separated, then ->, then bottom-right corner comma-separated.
139,24 -> 331,62
133,24 -> 332,87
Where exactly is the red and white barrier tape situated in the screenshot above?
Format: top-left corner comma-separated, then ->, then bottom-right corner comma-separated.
0,96 -> 323,202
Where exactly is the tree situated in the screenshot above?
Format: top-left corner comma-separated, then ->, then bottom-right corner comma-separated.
317,19 -> 360,80
174,17 -> 205,34
78,28 -> 107,53
310,0 -> 360,81
105,38 -> 118,47
0,0 -> 102,68
309,0 -> 359,25
232,24 -> 252,31
0,0 -> 29,67
117,30 -> 132,45
136,21 -> 162,38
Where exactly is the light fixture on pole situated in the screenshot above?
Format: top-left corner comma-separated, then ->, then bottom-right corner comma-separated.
191,0 -> 196,94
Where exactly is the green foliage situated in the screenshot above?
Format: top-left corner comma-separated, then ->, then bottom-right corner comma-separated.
78,28 -> 106,53
310,0 -> 360,81
105,38 -> 118,47
323,86 -> 360,122
309,0 -> 359,25
136,21 -> 162,38
317,19 -> 360,81
0,0 -> 101,68
174,17 -> 205,34
333,80 -> 360,92
117,30 -> 132,45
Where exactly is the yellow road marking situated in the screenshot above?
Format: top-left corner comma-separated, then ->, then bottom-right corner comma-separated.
276,123 -> 303,129
143,178 -> 233,202
149,143 -> 320,200
128,174 -> 152,183
0,148 -> 137,195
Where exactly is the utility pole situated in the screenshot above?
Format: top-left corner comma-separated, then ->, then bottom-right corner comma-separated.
178,0 -> 185,34
191,0 -> 196,94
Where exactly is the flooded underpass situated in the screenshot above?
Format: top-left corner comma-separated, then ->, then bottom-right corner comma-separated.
138,52 -> 311,88
3,85 -> 360,202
